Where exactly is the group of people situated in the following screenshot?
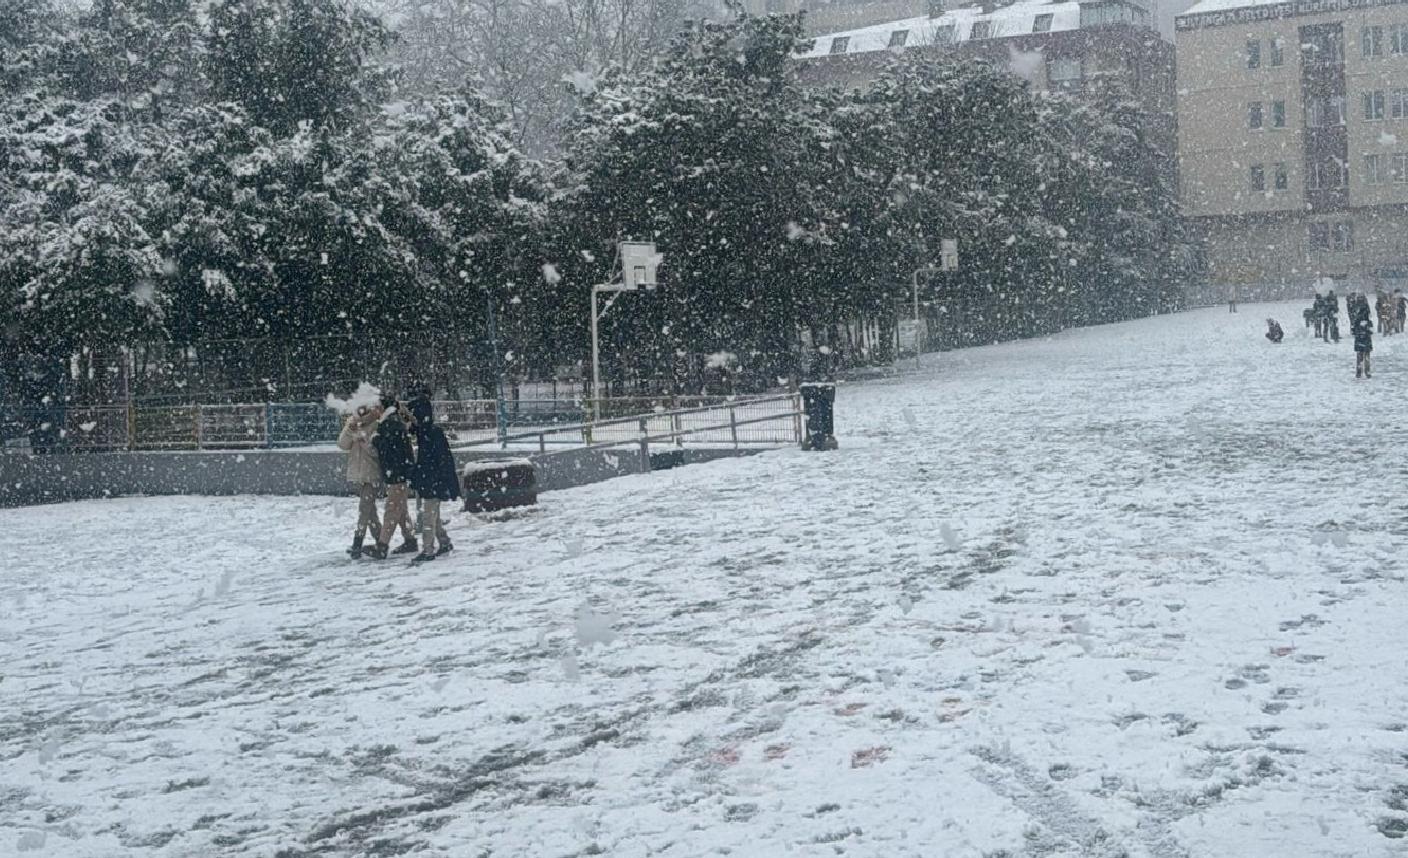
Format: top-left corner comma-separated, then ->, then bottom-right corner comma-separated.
1283,288 -> 1397,378
1302,291 -> 1344,342
1373,289 -> 1408,336
337,393 -> 460,563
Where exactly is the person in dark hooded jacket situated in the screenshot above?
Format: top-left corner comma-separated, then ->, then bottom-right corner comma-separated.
1354,318 -> 1374,378
408,395 -> 458,562
366,396 -> 418,559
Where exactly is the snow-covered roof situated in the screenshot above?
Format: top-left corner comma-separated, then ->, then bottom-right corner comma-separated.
794,1 -> 1082,60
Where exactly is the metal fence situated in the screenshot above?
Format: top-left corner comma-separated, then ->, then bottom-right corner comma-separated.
1,394 -> 804,454
458,394 -> 804,455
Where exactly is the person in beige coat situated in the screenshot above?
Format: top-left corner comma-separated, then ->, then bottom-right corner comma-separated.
337,403 -> 384,557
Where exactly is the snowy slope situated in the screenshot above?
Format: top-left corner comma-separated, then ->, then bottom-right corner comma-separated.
3,302 -> 1407,857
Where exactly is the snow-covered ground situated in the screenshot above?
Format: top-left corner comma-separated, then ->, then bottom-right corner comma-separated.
4,302 -> 1407,857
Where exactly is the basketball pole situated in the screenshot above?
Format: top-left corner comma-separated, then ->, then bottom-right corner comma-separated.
589,241 -> 660,426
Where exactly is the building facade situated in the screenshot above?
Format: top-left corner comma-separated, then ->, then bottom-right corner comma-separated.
792,1 -> 1172,118
1177,0 -> 1408,289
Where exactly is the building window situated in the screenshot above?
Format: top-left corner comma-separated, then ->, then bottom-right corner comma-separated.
933,24 -> 956,45
1365,90 -> 1386,121
1308,159 -> 1348,189
1250,164 -> 1266,191
1272,100 -> 1286,128
1249,101 -> 1264,129
829,36 -> 849,54
1333,221 -> 1353,251
1247,39 -> 1262,68
1309,221 -> 1354,251
1033,13 -> 1054,33
1393,24 -> 1408,54
1306,95 -> 1346,128
1394,88 -> 1408,119
1049,57 -> 1082,88
1303,27 -> 1345,65
970,20 -> 992,39
1365,153 -> 1387,184
1275,162 -> 1289,189
1394,153 -> 1408,182
1363,25 -> 1385,58
889,29 -> 909,47
1270,37 -> 1285,66
1080,2 -> 1143,28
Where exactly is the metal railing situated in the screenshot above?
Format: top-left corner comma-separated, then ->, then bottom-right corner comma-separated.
456,393 -> 804,457
1,394 -> 804,454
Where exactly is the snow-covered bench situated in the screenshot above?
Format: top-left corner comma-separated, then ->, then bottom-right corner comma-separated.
461,459 -> 537,513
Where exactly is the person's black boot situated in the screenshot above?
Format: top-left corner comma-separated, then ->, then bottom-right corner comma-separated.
392,538 -> 419,555
410,552 -> 436,565
435,540 -> 453,557
365,543 -> 388,560
348,534 -> 364,558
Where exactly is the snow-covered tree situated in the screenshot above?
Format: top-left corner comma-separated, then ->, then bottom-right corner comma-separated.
206,0 -> 395,136
556,13 -> 836,387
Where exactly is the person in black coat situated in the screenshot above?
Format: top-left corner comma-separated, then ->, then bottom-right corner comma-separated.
1354,318 -> 1373,378
1265,319 -> 1284,343
366,396 -> 418,559
408,395 -> 458,562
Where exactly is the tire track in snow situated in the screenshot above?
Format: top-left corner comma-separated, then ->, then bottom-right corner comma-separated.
971,744 -> 1190,858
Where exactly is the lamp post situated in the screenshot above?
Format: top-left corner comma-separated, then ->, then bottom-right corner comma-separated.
907,239 -> 959,368
485,292 -> 508,446
909,265 -> 940,369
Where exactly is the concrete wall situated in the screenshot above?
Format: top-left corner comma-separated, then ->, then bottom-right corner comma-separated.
1191,207 -> 1408,287
0,445 -> 768,509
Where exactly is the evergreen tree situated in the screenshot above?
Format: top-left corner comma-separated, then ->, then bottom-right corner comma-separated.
206,0 -> 394,136
558,13 -> 833,387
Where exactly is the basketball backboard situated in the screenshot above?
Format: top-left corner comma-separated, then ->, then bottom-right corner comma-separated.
620,241 -> 662,290
940,238 -> 959,272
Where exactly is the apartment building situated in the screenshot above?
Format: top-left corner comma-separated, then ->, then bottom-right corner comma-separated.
793,0 -> 1173,119
1177,0 -> 1408,288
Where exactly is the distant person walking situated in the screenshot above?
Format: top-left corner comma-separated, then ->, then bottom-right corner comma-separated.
337,403 -> 383,558
1396,290 -> 1407,334
408,395 -> 459,563
1265,319 -> 1284,343
1324,290 -> 1340,342
1354,318 -> 1374,379
365,396 -> 418,560
1228,286 -> 1238,313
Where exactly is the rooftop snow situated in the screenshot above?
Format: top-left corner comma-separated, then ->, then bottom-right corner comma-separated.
794,1 -> 1082,60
